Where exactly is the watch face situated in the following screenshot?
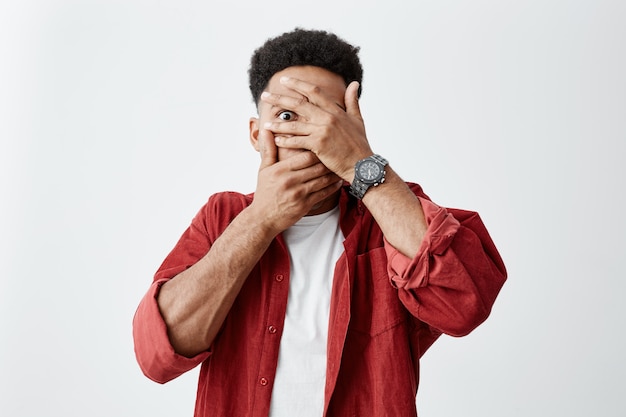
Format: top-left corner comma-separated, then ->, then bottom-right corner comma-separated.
358,160 -> 381,182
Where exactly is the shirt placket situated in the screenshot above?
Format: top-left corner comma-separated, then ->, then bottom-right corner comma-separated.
252,239 -> 290,417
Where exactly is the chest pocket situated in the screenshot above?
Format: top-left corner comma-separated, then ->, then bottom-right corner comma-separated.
349,247 -> 407,336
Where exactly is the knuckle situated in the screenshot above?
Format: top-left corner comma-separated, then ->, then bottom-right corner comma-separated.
295,96 -> 309,107
325,114 -> 339,127
291,187 -> 306,200
301,151 -> 317,164
314,163 -> 329,176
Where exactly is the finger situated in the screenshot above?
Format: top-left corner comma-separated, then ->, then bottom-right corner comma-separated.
264,120 -> 310,138
279,76 -> 340,113
304,177 -> 344,204
260,91 -> 314,118
284,151 -> 325,172
258,128 -> 277,170
273,134 -> 311,152
345,81 -> 362,118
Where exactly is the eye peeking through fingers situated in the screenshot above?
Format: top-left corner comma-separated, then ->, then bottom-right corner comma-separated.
278,110 -> 297,121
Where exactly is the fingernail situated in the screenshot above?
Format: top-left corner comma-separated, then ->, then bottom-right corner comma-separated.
264,122 -> 272,129
280,76 -> 290,83
261,91 -> 270,99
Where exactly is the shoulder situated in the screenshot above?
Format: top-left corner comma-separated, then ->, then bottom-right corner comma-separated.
193,191 -> 254,234
205,191 -> 253,211
202,191 -> 253,218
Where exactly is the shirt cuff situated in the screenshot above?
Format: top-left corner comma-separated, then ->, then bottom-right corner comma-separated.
385,197 -> 460,289
133,280 -> 211,384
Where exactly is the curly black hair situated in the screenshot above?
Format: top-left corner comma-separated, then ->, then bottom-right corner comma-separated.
248,28 -> 363,105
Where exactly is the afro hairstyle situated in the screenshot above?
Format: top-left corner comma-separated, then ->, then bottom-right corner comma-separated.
248,28 -> 363,105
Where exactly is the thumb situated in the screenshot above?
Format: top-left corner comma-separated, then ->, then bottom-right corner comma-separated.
258,128 -> 277,170
345,81 -> 362,118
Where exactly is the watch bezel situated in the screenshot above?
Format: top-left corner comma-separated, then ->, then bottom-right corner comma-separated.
355,158 -> 385,184
349,154 -> 389,200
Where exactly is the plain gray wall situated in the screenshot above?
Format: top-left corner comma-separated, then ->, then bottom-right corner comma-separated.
2,0 -> 624,416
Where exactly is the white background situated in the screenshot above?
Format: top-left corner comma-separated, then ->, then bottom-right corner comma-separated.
1,1 -> 625,416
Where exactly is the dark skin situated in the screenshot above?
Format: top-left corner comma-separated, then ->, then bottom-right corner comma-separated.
157,65 -> 427,357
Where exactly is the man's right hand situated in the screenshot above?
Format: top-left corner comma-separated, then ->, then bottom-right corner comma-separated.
249,128 -> 343,236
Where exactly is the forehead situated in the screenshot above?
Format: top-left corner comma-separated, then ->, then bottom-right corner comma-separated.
264,65 -> 347,102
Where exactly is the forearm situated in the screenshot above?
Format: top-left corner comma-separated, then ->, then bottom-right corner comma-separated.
157,205 -> 277,357
361,167 -> 427,258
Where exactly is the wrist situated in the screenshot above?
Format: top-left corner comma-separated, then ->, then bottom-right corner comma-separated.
241,204 -> 283,238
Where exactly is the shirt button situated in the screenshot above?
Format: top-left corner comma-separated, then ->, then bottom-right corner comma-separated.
259,377 -> 268,386
275,274 -> 284,282
268,325 -> 277,334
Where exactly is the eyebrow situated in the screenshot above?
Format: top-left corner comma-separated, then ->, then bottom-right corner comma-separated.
268,104 -> 290,113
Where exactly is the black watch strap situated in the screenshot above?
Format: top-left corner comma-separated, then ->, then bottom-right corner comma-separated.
349,178 -> 371,200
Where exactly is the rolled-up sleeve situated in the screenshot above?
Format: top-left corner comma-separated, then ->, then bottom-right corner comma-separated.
385,194 -> 507,337
132,279 -> 210,384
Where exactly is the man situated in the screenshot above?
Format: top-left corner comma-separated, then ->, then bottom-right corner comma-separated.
133,28 -> 507,417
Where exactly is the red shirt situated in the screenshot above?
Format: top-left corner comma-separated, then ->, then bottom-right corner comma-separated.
133,183 -> 507,417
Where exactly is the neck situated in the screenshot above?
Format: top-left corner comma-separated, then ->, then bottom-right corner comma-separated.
305,191 -> 341,216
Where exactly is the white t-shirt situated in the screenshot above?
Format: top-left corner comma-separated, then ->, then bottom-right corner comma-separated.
269,206 -> 345,417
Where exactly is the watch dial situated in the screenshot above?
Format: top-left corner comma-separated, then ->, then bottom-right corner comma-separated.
359,161 -> 381,181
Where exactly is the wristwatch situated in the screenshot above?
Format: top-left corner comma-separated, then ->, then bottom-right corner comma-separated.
349,154 -> 388,200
